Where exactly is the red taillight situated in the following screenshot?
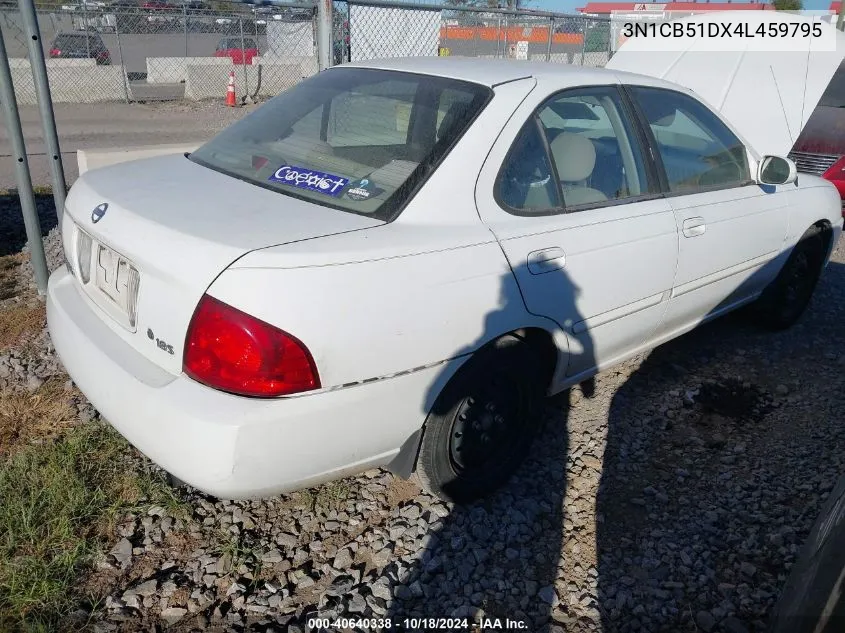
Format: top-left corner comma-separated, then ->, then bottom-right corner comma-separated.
183,295 -> 319,398
49,48 -> 60,56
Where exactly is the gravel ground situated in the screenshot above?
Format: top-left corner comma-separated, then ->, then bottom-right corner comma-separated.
3,203 -> 844,632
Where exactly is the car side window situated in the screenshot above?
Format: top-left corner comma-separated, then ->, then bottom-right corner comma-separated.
630,86 -> 751,194
536,86 -> 650,207
496,119 -> 562,213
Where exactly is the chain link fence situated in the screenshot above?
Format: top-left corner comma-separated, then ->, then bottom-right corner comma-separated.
0,0 -> 610,108
0,0 -> 319,105
340,0 -> 612,69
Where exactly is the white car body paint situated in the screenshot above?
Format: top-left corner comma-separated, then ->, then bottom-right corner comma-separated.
47,58 -> 843,499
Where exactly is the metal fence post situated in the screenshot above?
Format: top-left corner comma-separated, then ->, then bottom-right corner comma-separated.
81,1 -> 90,56
239,17 -> 249,99
316,0 -> 332,70
346,1 -> 351,62
496,16 -> 501,58
18,0 -> 66,223
183,3 -> 188,57
580,20 -> 587,66
472,12 -> 479,57
546,16 -> 554,62
114,16 -> 130,103
0,28 -> 49,294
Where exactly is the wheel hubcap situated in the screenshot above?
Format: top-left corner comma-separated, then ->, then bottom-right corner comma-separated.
449,375 -> 523,473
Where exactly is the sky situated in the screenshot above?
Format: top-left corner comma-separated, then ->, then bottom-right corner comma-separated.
529,0 -> 831,13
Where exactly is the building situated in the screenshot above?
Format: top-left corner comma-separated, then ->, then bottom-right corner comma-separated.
576,2 -> 775,15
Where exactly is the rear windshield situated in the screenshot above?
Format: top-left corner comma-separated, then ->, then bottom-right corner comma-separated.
54,34 -> 96,48
189,67 -> 492,221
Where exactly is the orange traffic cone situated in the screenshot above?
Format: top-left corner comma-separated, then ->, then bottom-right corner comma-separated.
225,70 -> 237,107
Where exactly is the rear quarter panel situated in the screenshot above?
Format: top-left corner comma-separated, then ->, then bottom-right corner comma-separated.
207,233 -> 565,391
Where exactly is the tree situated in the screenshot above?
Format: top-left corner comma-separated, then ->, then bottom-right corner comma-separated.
772,0 -> 803,10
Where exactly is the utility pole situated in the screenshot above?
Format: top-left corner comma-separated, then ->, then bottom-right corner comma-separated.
316,0 -> 333,71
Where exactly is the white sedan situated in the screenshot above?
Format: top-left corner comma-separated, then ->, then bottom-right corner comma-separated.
47,57 -> 842,503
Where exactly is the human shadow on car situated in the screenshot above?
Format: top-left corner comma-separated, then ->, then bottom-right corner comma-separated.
596,251 -> 844,633
383,261 -> 595,632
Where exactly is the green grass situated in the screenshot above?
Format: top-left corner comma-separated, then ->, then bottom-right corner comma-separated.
295,479 -> 351,515
0,186 -> 54,197
0,422 -> 185,632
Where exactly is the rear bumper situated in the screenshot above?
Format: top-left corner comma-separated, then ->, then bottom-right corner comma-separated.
47,267 -> 434,499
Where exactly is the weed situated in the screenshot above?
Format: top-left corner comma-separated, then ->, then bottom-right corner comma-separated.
0,380 -> 77,458
0,423 -> 185,630
0,302 -> 44,352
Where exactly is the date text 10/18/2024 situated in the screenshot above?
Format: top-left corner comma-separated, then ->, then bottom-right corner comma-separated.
306,617 -> 530,630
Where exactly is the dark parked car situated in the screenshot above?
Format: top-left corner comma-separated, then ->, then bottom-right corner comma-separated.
108,0 -> 139,10
48,32 -> 111,65
789,61 -> 845,221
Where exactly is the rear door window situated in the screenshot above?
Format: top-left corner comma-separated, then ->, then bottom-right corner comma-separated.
537,87 -> 650,206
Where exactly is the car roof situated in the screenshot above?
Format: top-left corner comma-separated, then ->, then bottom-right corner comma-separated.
55,30 -> 101,38
344,56 -> 682,91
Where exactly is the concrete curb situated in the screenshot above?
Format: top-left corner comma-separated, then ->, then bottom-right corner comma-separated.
77,143 -> 201,175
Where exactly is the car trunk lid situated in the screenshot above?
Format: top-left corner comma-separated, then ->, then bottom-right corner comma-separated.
607,11 -> 845,158
64,153 -> 383,375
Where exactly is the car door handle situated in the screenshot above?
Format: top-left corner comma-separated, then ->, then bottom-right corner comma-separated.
682,217 -> 706,238
527,247 -> 566,274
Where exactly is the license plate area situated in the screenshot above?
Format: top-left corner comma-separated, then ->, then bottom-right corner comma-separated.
90,242 -> 140,331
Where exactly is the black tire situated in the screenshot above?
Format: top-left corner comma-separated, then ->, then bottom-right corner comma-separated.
414,335 -> 547,505
166,472 -> 187,489
753,225 -> 828,330
769,474 -> 845,633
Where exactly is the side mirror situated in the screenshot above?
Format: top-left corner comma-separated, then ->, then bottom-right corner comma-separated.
758,155 -> 798,186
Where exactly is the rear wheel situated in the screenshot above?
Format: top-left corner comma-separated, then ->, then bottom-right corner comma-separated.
753,225 -> 828,330
414,335 -> 547,504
